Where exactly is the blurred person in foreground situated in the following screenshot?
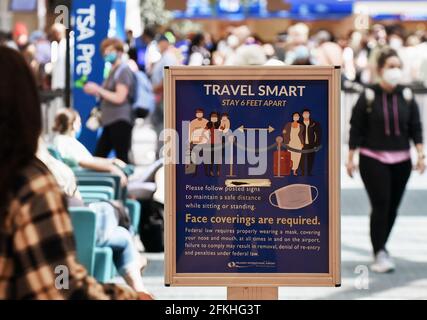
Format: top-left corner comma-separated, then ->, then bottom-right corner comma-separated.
347,48 -> 425,273
37,139 -> 150,295
0,46 -> 150,299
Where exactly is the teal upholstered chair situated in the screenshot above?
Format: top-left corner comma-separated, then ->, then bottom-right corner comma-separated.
78,185 -> 115,200
69,207 -> 114,283
125,199 -> 141,233
68,207 -> 97,275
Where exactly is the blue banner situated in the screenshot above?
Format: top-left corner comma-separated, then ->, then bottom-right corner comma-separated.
109,0 -> 127,41
72,0 -> 112,152
173,0 -> 353,20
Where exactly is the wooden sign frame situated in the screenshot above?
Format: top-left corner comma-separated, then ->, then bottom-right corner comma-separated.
164,66 -> 341,288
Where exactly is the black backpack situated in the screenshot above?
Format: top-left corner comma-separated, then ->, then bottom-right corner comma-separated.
139,199 -> 164,252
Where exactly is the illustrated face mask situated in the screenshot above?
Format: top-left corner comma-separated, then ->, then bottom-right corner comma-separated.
269,184 -> 318,210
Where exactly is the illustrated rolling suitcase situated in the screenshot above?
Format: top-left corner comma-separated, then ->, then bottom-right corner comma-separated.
273,137 -> 292,176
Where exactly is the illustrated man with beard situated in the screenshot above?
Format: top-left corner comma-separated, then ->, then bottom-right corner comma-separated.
299,109 -> 321,176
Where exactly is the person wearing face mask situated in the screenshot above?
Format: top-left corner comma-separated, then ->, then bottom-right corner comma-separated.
52,109 -> 128,187
347,48 -> 425,273
388,34 -> 404,52
204,112 -> 222,177
189,108 -> 209,144
283,112 -> 304,176
84,38 -> 134,163
188,108 -> 209,176
0,46 -> 146,300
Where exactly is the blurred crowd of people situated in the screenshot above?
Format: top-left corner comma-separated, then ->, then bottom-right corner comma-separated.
0,22 -> 67,91
1,20 -> 426,163
126,22 -> 427,87
1,20 -> 426,96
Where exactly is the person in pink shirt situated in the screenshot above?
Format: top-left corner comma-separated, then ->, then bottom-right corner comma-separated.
347,48 -> 425,273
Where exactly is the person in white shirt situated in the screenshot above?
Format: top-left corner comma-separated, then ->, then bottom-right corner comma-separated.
52,109 -> 128,186
50,23 -> 66,90
188,108 -> 209,176
189,108 -> 209,145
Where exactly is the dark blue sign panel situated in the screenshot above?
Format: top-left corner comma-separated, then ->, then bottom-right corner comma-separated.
174,79 -> 329,274
72,0 -> 112,152
165,67 -> 340,287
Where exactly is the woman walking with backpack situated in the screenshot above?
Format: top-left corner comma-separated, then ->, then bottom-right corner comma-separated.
84,38 -> 134,163
347,48 -> 425,273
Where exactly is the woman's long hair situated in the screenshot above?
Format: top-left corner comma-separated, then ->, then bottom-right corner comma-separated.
0,47 -> 42,221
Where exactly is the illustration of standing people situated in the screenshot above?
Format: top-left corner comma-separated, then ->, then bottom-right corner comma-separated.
219,113 -> 232,170
219,113 -> 231,134
205,111 -> 222,177
188,108 -> 209,175
299,108 -> 321,176
283,112 -> 304,176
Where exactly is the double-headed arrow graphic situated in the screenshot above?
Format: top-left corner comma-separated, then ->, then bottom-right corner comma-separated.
237,125 -> 275,133
234,125 -> 277,152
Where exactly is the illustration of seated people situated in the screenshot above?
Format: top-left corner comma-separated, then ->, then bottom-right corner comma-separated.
188,108 -> 209,176
204,112 -> 223,177
282,112 -> 304,176
299,108 -> 322,176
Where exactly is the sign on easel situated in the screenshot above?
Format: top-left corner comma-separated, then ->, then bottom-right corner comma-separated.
164,66 -> 341,297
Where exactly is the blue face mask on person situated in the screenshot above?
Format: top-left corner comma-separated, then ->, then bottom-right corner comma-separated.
104,52 -> 118,63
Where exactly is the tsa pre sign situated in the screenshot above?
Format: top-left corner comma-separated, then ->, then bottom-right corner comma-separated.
72,0 -> 112,152
164,66 -> 341,287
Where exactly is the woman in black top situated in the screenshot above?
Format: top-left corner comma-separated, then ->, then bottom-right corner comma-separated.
347,48 -> 425,273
